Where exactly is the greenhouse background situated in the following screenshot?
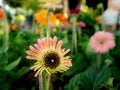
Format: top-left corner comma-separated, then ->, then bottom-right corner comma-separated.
0,0 -> 120,90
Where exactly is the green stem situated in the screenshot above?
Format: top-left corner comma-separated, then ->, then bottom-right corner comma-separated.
78,26 -> 82,38
97,54 -> 101,70
41,27 -> 44,38
46,8 -> 50,38
72,16 -> 77,54
39,74 -> 43,90
39,24 -> 44,38
73,28 -> 77,54
43,72 -> 51,90
32,15 -> 36,33
3,10 -> 9,47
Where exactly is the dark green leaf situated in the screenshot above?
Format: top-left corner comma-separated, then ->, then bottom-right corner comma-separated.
4,57 -> 21,71
15,67 -> 30,79
93,68 -> 111,90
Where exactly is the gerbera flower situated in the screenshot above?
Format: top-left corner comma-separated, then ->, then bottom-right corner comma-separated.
35,9 -> 56,26
0,8 -> 4,20
90,31 -> 115,54
26,37 -> 72,77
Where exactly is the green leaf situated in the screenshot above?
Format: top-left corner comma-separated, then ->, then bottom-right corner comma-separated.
93,68 -> 111,90
64,66 -> 96,90
111,65 -> 120,80
16,67 -> 30,79
4,57 -> 21,71
10,67 -> 30,81
64,73 -> 83,90
65,66 -> 111,90
80,66 -> 97,90
85,42 -> 96,64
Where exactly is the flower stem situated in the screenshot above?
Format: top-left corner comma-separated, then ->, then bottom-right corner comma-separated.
43,72 -> 51,90
46,8 -> 50,38
41,27 -> 45,38
3,9 -> 9,47
72,16 -> 77,54
78,26 -> 82,38
97,54 -> 101,70
73,28 -> 77,54
39,74 -> 43,90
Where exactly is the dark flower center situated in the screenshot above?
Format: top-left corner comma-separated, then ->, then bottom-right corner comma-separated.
100,41 -> 104,45
44,53 -> 60,69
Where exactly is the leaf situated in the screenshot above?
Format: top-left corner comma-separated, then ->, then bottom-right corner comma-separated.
85,42 -> 96,64
80,66 -> 97,90
111,65 -> 120,80
0,46 -> 9,53
10,67 -> 30,82
15,67 -> 30,79
4,57 -> 21,71
64,73 -> 83,90
93,68 -> 111,90
64,66 -> 96,90
65,66 -> 111,90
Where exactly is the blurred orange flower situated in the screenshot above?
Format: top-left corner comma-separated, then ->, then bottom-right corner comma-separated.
35,9 -> 56,26
0,8 -> 4,20
75,22 -> 80,26
11,24 -> 18,31
96,16 -> 102,23
36,28 -> 41,34
56,13 -> 67,23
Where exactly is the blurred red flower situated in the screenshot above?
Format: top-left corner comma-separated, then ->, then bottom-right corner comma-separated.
56,13 -> 67,23
69,8 -> 80,14
0,8 -> 4,20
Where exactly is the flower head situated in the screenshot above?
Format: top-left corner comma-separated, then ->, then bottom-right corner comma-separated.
0,8 -> 4,20
26,37 -> 72,77
90,31 -> 115,54
69,8 -> 80,14
56,13 -> 67,23
79,21 -> 86,27
36,28 -> 41,35
96,16 -> 102,23
75,21 -> 86,27
35,9 -> 56,26
11,24 -> 18,31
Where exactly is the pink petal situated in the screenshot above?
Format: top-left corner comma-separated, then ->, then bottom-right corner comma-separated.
26,50 -> 37,56
26,56 -> 38,60
66,60 -> 72,67
63,49 -> 70,55
56,40 -> 63,50
34,44 -> 41,51
53,36 -> 57,47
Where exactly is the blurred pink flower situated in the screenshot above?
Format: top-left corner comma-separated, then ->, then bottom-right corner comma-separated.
90,31 -> 115,54
79,21 -> 86,27
26,36 -> 72,77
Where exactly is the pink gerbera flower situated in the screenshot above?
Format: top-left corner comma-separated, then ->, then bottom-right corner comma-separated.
90,31 -> 115,54
26,36 -> 72,77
